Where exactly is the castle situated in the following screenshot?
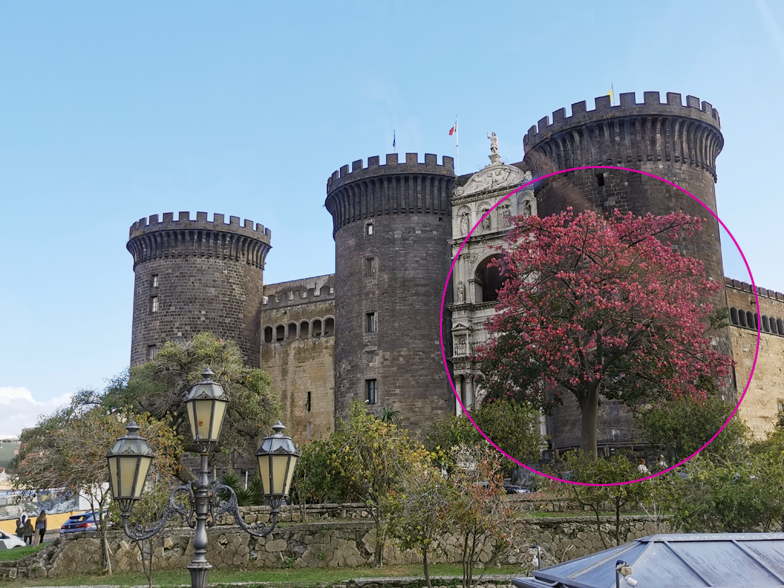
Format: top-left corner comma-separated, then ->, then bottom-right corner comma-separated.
126,91 -> 784,453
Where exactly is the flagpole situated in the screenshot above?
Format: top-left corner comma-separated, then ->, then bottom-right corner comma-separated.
455,115 -> 459,175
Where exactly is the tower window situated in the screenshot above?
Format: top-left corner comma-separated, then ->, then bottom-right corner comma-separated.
596,173 -> 605,186
264,326 -> 273,343
151,274 -> 159,288
276,325 -> 285,341
364,257 -> 377,277
306,391 -> 311,413
365,222 -> 374,236
146,345 -> 158,361
366,312 -> 377,333
150,296 -> 159,313
366,379 -> 377,405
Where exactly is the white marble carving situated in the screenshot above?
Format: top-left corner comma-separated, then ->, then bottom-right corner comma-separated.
454,163 -> 527,197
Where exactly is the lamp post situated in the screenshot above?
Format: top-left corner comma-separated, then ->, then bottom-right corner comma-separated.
106,368 -> 299,588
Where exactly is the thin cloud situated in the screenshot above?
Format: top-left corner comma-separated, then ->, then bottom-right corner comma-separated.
0,387 -> 72,438
757,0 -> 784,66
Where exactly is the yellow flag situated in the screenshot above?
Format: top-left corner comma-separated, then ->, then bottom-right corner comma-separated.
607,88 -> 614,104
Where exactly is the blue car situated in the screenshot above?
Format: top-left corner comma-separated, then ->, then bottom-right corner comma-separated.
59,512 -> 99,535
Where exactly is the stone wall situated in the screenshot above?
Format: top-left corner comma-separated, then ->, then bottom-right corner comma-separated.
261,274 -> 336,444
0,513 -> 667,581
726,281 -> 784,438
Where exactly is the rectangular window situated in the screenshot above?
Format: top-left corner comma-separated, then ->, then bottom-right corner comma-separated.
146,345 -> 158,360
366,222 -> 374,236
366,379 -> 377,405
306,391 -> 312,413
150,296 -> 159,313
151,274 -> 159,288
364,257 -> 377,277
366,312 -> 377,333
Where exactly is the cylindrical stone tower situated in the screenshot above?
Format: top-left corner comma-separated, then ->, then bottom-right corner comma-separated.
523,91 -> 731,452
325,153 -> 455,435
127,211 -> 271,367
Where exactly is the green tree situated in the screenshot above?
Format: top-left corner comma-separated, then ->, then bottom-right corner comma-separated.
386,462 -> 458,588
104,332 -> 280,479
427,400 -> 543,471
549,452 -> 656,548
14,401 -> 179,575
449,444 -> 515,588
633,396 -> 749,462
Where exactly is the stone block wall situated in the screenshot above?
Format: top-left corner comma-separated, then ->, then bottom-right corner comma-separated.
0,512 -> 668,581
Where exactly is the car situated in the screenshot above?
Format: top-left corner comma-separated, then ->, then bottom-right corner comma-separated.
503,484 -> 531,494
59,511 -> 99,535
0,529 -> 27,549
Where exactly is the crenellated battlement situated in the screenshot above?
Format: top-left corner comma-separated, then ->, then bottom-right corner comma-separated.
326,153 -> 454,193
127,211 -> 271,270
725,277 -> 784,302
129,211 -> 271,242
524,91 -> 720,149
523,91 -> 724,180
325,153 -> 455,235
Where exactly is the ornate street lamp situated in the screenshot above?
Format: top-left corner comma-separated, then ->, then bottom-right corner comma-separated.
106,368 -> 300,588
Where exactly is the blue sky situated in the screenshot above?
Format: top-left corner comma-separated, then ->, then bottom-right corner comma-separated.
1,1 -> 781,436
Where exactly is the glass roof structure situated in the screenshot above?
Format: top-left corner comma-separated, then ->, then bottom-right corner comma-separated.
512,533 -> 784,588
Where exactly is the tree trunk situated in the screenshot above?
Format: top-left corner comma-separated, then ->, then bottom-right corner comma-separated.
422,548 -> 432,588
579,389 -> 599,460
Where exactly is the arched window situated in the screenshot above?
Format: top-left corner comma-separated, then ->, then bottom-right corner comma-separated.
730,307 -> 739,325
264,326 -> 273,343
778,319 -> 784,335
755,313 -> 760,330
324,317 -> 334,336
276,325 -> 285,342
475,254 -> 507,303
746,311 -> 755,329
299,321 -> 310,338
739,311 -> 747,328
763,316 -> 771,333
771,319 -> 779,335
313,319 -> 322,337
288,323 -> 297,340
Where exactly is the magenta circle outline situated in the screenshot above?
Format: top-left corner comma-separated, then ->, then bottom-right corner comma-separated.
439,165 -> 761,486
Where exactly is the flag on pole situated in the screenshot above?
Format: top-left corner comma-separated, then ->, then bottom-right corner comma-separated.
607,85 -> 614,105
449,121 -> 456,136
393,130 -> 396,150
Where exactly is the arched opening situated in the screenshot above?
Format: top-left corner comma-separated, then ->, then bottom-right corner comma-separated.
288,323 -> 297,340
763,315 -> 771,333
475,254 -> 507,303
324,317 -> 334,336
313,319 -> 322,337
276,325 -> 285,342
747,311 -> 755,329
264,326 -> 273,343
299,321 -> 310,338
739,311 -> 747,328
771,319 -> 779,335
778,319 -> 784,334
730,307 -> 739,325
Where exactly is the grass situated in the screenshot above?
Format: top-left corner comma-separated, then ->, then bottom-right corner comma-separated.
13,563 -> 527,587
0,544 -> 47,562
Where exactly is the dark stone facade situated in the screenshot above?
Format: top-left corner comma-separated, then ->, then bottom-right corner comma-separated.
325,153 -> 456,433
523,91 -> 733,451
127,212 -> 271,367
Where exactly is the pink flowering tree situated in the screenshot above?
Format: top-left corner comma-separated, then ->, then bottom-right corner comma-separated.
473,208 -> 733,460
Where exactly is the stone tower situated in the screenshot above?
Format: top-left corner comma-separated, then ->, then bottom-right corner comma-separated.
325,153 -> 455,433
127,211 -> 271,367
523,91 -> 731,452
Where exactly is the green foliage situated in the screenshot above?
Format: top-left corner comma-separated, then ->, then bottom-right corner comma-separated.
103,332 -> 280,475
386,462 -> 459,588
217,471 -> 265,506
377,406 -> 402,425
633,396 -> 749,462
549,452 -> 656,548
426,400 -> 542,469
292,401 -> 431,567
668,428 -> 784,533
